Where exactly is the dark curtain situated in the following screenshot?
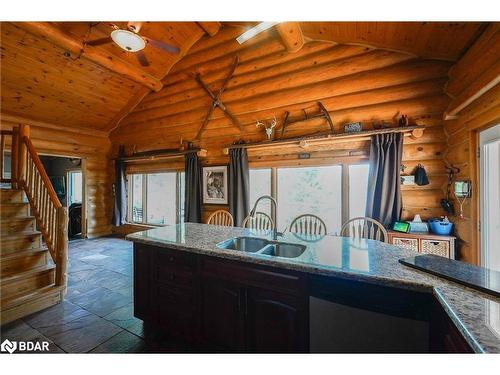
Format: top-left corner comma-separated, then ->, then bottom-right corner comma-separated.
365,133 -> 404,227
184,152 -> 202,223
229,148 -> 250,226
112,159 -> 127,226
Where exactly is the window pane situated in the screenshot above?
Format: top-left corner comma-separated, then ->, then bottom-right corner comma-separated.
69,171 -> 82,204
132,174 -> 143,222
249,169 -> 272,216
277,166 -> 342,234
349,164 -> 369,219
146,173 -> 176,225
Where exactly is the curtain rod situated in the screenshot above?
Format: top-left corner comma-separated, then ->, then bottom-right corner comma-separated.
222,126 -> 424,154
116,148 -> 207,162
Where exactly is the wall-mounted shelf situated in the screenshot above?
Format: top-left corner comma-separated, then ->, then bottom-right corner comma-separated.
223,126 -> 424,155
117,148 -> 207,163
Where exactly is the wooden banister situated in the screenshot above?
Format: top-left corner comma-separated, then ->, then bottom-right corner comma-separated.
10,125 -> 68,292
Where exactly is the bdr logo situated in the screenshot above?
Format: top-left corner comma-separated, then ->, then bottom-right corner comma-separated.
1,339 -> 50,353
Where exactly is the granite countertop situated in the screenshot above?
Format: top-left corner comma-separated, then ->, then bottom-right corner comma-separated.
126,222 -> 500,353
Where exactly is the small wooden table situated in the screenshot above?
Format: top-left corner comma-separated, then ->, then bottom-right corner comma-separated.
387,230 -> 456,259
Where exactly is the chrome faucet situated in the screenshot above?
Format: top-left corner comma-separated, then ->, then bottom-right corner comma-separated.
249,195 -> 280,240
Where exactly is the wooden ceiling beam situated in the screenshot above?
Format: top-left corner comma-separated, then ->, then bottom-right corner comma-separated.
444,24 -> 500,119
196,22 -> 222,37
276,22 -> 305,53
18,22 -> 163,92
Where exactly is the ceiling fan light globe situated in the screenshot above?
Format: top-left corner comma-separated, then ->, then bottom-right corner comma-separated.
110,29 -> 145,52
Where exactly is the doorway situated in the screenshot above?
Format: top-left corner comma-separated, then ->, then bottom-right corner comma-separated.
479,124 -> 500,272
40,155 -> 85,240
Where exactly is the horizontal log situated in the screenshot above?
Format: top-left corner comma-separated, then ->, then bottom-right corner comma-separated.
120,60 -> 451,131
141,44 -> 368,110
126,50 -> 413,123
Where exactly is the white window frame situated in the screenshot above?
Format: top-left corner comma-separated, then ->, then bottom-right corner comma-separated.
127,171 -> 184,226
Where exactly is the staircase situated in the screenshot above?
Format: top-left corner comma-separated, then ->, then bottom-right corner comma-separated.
1,125 -> 67,325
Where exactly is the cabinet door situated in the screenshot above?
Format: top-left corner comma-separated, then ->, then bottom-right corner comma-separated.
133,244 -> 151,321
245,287 -> 307,353
201,278 -> 245,351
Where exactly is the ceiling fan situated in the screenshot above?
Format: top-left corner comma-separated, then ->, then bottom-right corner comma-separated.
85,22 -> 180,67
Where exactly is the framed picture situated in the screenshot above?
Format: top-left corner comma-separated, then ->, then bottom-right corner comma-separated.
203,166 -> 228,204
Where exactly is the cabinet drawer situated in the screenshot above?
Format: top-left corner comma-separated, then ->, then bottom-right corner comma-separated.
392,237 -> 419,251
421,240 -> 450,258
156,267 -> 194,288
202,258 -> 304,296
157,248 -> 195,270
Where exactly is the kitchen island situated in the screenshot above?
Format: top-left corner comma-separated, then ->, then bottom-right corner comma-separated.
127,223 -> 500,353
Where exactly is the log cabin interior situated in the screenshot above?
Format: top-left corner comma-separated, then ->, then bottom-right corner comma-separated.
0,14 -> 499,357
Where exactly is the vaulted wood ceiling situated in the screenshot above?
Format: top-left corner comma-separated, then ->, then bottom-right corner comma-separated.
0,21 -> 491,132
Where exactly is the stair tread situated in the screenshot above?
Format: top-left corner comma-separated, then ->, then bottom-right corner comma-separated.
1,285 -> 62,310
1,247 -> 49,261
1,230 -> 42,240
0,201 -> 28,205
0,217 -> 35,222
1,264 -> 56,284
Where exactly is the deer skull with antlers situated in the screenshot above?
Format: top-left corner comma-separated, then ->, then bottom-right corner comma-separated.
256,116 -> 277,140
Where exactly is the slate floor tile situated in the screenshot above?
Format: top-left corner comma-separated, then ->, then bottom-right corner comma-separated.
0,320 -> 64,353
36,313 -> 122,353
23,300 -> 91,329
104,303 -> 141,329
90,330 -> 145,353
70,286 -> 131,317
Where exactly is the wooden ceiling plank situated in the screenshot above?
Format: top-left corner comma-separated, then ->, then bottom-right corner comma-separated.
276,22 -> 305,53
17,22 -> 163,92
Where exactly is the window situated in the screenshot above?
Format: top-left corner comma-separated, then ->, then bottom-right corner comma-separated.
277,166 -> 342,232
67,170 -> 83,205
249,163 -> 369,234
128,172 -> 184,225
249,168 -> 272,216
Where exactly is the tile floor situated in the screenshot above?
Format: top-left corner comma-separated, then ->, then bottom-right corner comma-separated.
1,237 -> 195,353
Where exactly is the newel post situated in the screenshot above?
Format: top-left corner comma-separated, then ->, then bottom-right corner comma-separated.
55,206 -> 68,292
17,124 -> 30,186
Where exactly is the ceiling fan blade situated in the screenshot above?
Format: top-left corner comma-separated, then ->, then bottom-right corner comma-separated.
136,51 -> 150,67
86,36 -> 113,46
144,37 -> 180,54
127,21 -> 143,33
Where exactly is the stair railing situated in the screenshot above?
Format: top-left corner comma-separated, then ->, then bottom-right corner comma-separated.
15,124 -> 68,289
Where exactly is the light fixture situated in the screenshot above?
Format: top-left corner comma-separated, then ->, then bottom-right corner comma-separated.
110,29 -> 146,52
236,22 -> 280,44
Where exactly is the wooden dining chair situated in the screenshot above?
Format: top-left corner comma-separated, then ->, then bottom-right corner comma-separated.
289,214 -> 328,236
241,212 -> 274,231
340,217 -> 388,243
206,210 -> 234,227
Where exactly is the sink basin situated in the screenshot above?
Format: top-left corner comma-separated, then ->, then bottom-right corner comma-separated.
216,236 -> 269,253
260,243 -> 307,258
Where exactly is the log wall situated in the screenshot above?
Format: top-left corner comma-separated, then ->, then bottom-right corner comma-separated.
444,84 -> 500,263
111,26 -> 451,223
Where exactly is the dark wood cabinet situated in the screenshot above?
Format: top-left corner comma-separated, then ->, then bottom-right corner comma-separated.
133,244 -> 151,321
245,287 -> 307,352
201,279 -> 245,350
134,242 -> 473,353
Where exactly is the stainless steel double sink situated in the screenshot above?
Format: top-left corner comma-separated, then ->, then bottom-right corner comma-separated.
216,236 -> 306,258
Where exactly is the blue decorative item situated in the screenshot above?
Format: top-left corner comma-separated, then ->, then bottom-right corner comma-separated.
429,218 -> 453,235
